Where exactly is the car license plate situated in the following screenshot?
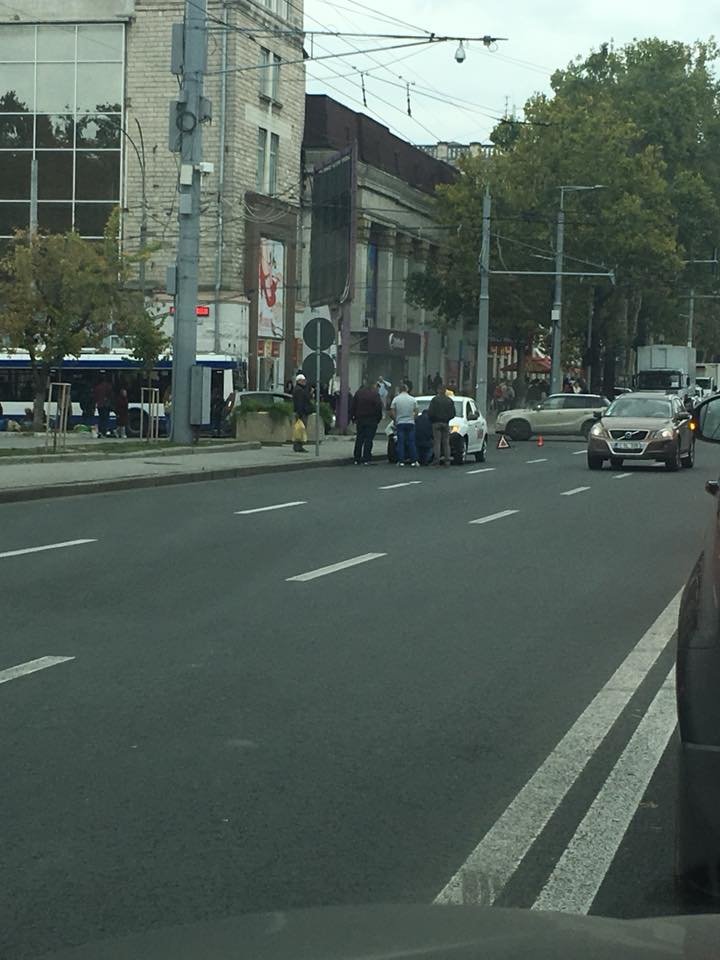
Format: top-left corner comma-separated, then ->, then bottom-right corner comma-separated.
615,441 -> 642,451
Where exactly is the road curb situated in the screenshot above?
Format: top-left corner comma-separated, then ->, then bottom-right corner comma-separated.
0,456 -> 350,504
0,440 -> 262,466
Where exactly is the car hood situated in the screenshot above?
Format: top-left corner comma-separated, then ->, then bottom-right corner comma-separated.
496,407 -> 534,420
601,416 -> 674,431
41,904 -> 720,960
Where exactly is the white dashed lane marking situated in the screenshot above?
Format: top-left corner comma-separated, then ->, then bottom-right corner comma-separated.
0,657 -> 75,685
286,553 -> 387,582
0,539 -> 97,560
235,501 -> 307,515
561,487 -> 590,497
379,481 -> 422,490
469,510 -> 519,526
612,473 -> 632,480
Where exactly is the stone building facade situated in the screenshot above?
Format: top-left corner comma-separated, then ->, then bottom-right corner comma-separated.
302,96 -> 472,395
0,0 -> 307,388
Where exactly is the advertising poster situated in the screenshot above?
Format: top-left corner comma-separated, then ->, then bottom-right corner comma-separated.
258,237 -> 285,339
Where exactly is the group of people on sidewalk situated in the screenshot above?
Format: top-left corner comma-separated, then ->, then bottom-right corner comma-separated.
350,379 -> 457,466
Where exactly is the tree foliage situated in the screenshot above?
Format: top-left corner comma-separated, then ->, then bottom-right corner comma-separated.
408,37 -> 720,389
0,210 -> 153,427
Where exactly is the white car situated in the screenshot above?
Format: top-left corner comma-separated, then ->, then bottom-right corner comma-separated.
387,394 -> 489,464
495,393 -> 610,440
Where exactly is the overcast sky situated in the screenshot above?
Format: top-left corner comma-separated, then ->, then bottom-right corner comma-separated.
302,0 -> 718,146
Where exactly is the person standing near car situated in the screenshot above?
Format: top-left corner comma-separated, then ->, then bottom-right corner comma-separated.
115,387 -> 129,439
390,382 -> 418,467
428,383 -> 455,466
292,373 -> 312,452
350,379 -> 383,464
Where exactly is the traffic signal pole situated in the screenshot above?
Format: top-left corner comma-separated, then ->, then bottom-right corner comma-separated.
169,0 -> 208,443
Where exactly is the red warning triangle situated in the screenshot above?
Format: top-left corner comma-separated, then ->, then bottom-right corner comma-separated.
497,434 -> 511,449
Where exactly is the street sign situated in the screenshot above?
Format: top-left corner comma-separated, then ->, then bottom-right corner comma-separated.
302,352 -> 335,385
303,317 -> 335,351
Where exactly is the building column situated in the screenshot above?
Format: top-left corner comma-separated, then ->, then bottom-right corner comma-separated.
375,225 -> 396,328
393,233 -> 413,330
351,215 -> 372,331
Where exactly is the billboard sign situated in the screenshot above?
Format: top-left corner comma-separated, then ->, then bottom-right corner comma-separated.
258,237 -> 285,339
309,145 -> 356,308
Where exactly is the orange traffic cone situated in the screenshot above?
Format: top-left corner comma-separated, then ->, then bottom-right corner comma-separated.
537,435 -> 544,447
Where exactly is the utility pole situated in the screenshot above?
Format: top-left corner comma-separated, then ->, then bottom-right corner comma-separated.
475,187 -> 491,416
550,201 -> 565,396
688,287 -> 695,349
168,0 -> 210,444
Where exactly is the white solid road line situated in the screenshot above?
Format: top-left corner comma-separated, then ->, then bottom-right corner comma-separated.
286,552 -> 387,582
612,473 -> 632,480
469,510 -> 519,525
572,450 -> 586,456
526,458 -> 548,464
0,539 -> 97,560
561,486 -> 590,496
235,501 -> 307,515
434,589 -> 681,906
466,468 -> 495,475
533,667 -> 677,915
0,656 -> 75,685
379,481 -> 422,490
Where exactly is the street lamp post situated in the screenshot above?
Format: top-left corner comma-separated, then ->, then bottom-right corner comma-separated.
550,185 -> 605,395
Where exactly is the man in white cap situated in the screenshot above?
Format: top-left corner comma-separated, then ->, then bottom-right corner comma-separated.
292,373 -> 312,452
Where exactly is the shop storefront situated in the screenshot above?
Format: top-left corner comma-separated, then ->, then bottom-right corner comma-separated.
366,327 -> 421,390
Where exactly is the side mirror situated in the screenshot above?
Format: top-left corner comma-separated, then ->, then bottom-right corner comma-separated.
693,395 -> 720,442
593,410 -> 603,420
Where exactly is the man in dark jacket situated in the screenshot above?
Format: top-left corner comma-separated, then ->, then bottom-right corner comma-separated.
350,379 -> 383,464
414,408 -> 434,464
428,383 -> 456,466
292,374 -> 312,452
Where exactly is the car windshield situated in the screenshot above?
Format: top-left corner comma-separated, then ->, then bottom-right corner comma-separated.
416,398 -> 463,417
606,397 -> 672,418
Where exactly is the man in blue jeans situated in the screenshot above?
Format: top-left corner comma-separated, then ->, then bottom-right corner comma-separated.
390,382 -> 418,467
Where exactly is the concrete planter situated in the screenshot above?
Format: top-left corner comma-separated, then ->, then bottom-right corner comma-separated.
234,411 -> 292,444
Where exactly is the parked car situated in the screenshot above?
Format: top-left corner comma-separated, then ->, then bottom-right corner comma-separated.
676,392 -> 720,896
586,391 -> 695,471
495,393 -> 610,441
387,395 -> 488,465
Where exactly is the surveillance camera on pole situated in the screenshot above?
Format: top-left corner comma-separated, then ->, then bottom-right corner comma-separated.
455,41 -> 466,63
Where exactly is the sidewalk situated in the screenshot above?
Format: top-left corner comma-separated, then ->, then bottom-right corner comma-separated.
0,437 -> 355,503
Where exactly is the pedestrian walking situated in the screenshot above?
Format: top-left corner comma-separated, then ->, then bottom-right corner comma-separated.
115,387 -> 129,438
93,377 -> 113,438
163,386 -> 172,439
390,382 -> 418,467
350,379 -> 383,464
292,373 -> 312,452
376,376 -> 391,412
428,382 -> 455,466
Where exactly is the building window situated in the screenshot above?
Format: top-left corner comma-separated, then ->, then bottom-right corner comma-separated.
258,47 -> 281,101
0,22 -> 123,239
256,127 -> 267,192
268,133 -> 279,195
260,0 -> 289,18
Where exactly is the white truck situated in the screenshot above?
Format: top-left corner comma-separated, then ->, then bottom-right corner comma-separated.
635,345 -> 696,399
695,362 -> 720,399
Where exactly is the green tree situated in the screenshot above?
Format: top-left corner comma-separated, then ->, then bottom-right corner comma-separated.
0,211 -> 155,429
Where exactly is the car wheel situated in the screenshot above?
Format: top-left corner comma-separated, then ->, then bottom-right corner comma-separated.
681,440 -> 695,469
474,436 -> 488,463
506,418 -> 531,441
587,455 -> 603,470
581,420 -> 594,439
665,442 -> 682,472
610,457 -> 624,469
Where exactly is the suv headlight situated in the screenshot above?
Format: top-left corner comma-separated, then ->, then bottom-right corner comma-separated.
590,422 -> 608,438
655,427 -> 674,440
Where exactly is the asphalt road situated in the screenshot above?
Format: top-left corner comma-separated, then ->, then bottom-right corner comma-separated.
2,436 -> 720,958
